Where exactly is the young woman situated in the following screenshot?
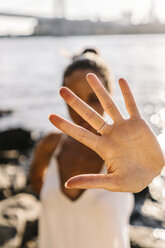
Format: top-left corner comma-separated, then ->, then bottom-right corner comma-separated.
30,48 -> 134,248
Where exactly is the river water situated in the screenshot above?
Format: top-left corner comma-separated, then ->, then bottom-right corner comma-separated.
1,34 -> 165,139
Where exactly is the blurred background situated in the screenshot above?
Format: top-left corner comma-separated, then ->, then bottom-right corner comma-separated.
0,0 -> 165,247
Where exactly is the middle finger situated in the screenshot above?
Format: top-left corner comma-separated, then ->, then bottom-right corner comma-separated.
86,73 -> 123,122
60,87 -> 107,132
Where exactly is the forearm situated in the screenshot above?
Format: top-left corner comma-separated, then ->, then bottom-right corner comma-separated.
29,143 -> 50,195
30,169 -> 46,195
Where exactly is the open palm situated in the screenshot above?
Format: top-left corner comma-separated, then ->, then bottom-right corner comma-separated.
49,73 -> 165,193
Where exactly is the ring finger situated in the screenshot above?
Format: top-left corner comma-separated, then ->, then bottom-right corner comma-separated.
60,87 -> 110,133
86,73 -> 123,122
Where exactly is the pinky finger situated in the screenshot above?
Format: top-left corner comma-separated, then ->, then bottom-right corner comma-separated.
65,174 -> 121,192
49,114 -> 100,152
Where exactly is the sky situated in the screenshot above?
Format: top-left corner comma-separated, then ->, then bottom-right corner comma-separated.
0,0 -> 165,23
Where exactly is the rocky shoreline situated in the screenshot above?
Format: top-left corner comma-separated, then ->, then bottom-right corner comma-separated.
0,111 -> 165,247
0,126 -> 41,248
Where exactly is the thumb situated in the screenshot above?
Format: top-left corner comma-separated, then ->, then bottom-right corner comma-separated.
65,174 -> 121,192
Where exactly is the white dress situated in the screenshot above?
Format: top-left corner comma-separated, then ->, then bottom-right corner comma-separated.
39,136 -> 134,248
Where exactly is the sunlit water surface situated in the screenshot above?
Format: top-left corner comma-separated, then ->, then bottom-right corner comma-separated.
0,35 -> 165,145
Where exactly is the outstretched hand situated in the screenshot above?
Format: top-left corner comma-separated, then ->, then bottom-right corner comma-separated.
49,73 -> 165,193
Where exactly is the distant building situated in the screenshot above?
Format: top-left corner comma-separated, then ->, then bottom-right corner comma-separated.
54,0 -> 65,18
148,0 -> 159,23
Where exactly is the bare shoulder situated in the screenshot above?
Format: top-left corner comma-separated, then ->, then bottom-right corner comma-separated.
42,132 -> 62,143
36,132 -> 62,154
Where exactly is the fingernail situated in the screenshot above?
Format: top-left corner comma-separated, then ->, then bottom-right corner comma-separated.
48,114 -> 53,120
86,73 -> 94,79
65,182 -> 70,188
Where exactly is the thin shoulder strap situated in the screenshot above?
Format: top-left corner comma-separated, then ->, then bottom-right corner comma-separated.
53,133 -> 66,157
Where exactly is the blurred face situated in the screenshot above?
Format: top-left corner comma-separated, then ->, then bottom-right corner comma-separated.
63,69 -> 109,134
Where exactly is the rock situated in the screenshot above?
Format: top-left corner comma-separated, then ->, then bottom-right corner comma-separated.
0,226 -> 17,247
23,237 -> 38,248
21,219 -> 38,247
0,128 -> 35,150
0,193 -> 41,248
130,225 -> 165,248
0,109 -> 13,118
0,165 -> 27,200
0,150 -> 21,164
141,199 -> 165,223
131,211 -> 163,229
149,168 -> 165,204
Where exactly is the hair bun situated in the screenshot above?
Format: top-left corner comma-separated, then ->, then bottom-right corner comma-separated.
72,48 -> 100,61
81,48 -> 99,55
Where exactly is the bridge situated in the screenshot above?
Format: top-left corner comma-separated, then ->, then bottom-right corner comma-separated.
0,0 -> 65,20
